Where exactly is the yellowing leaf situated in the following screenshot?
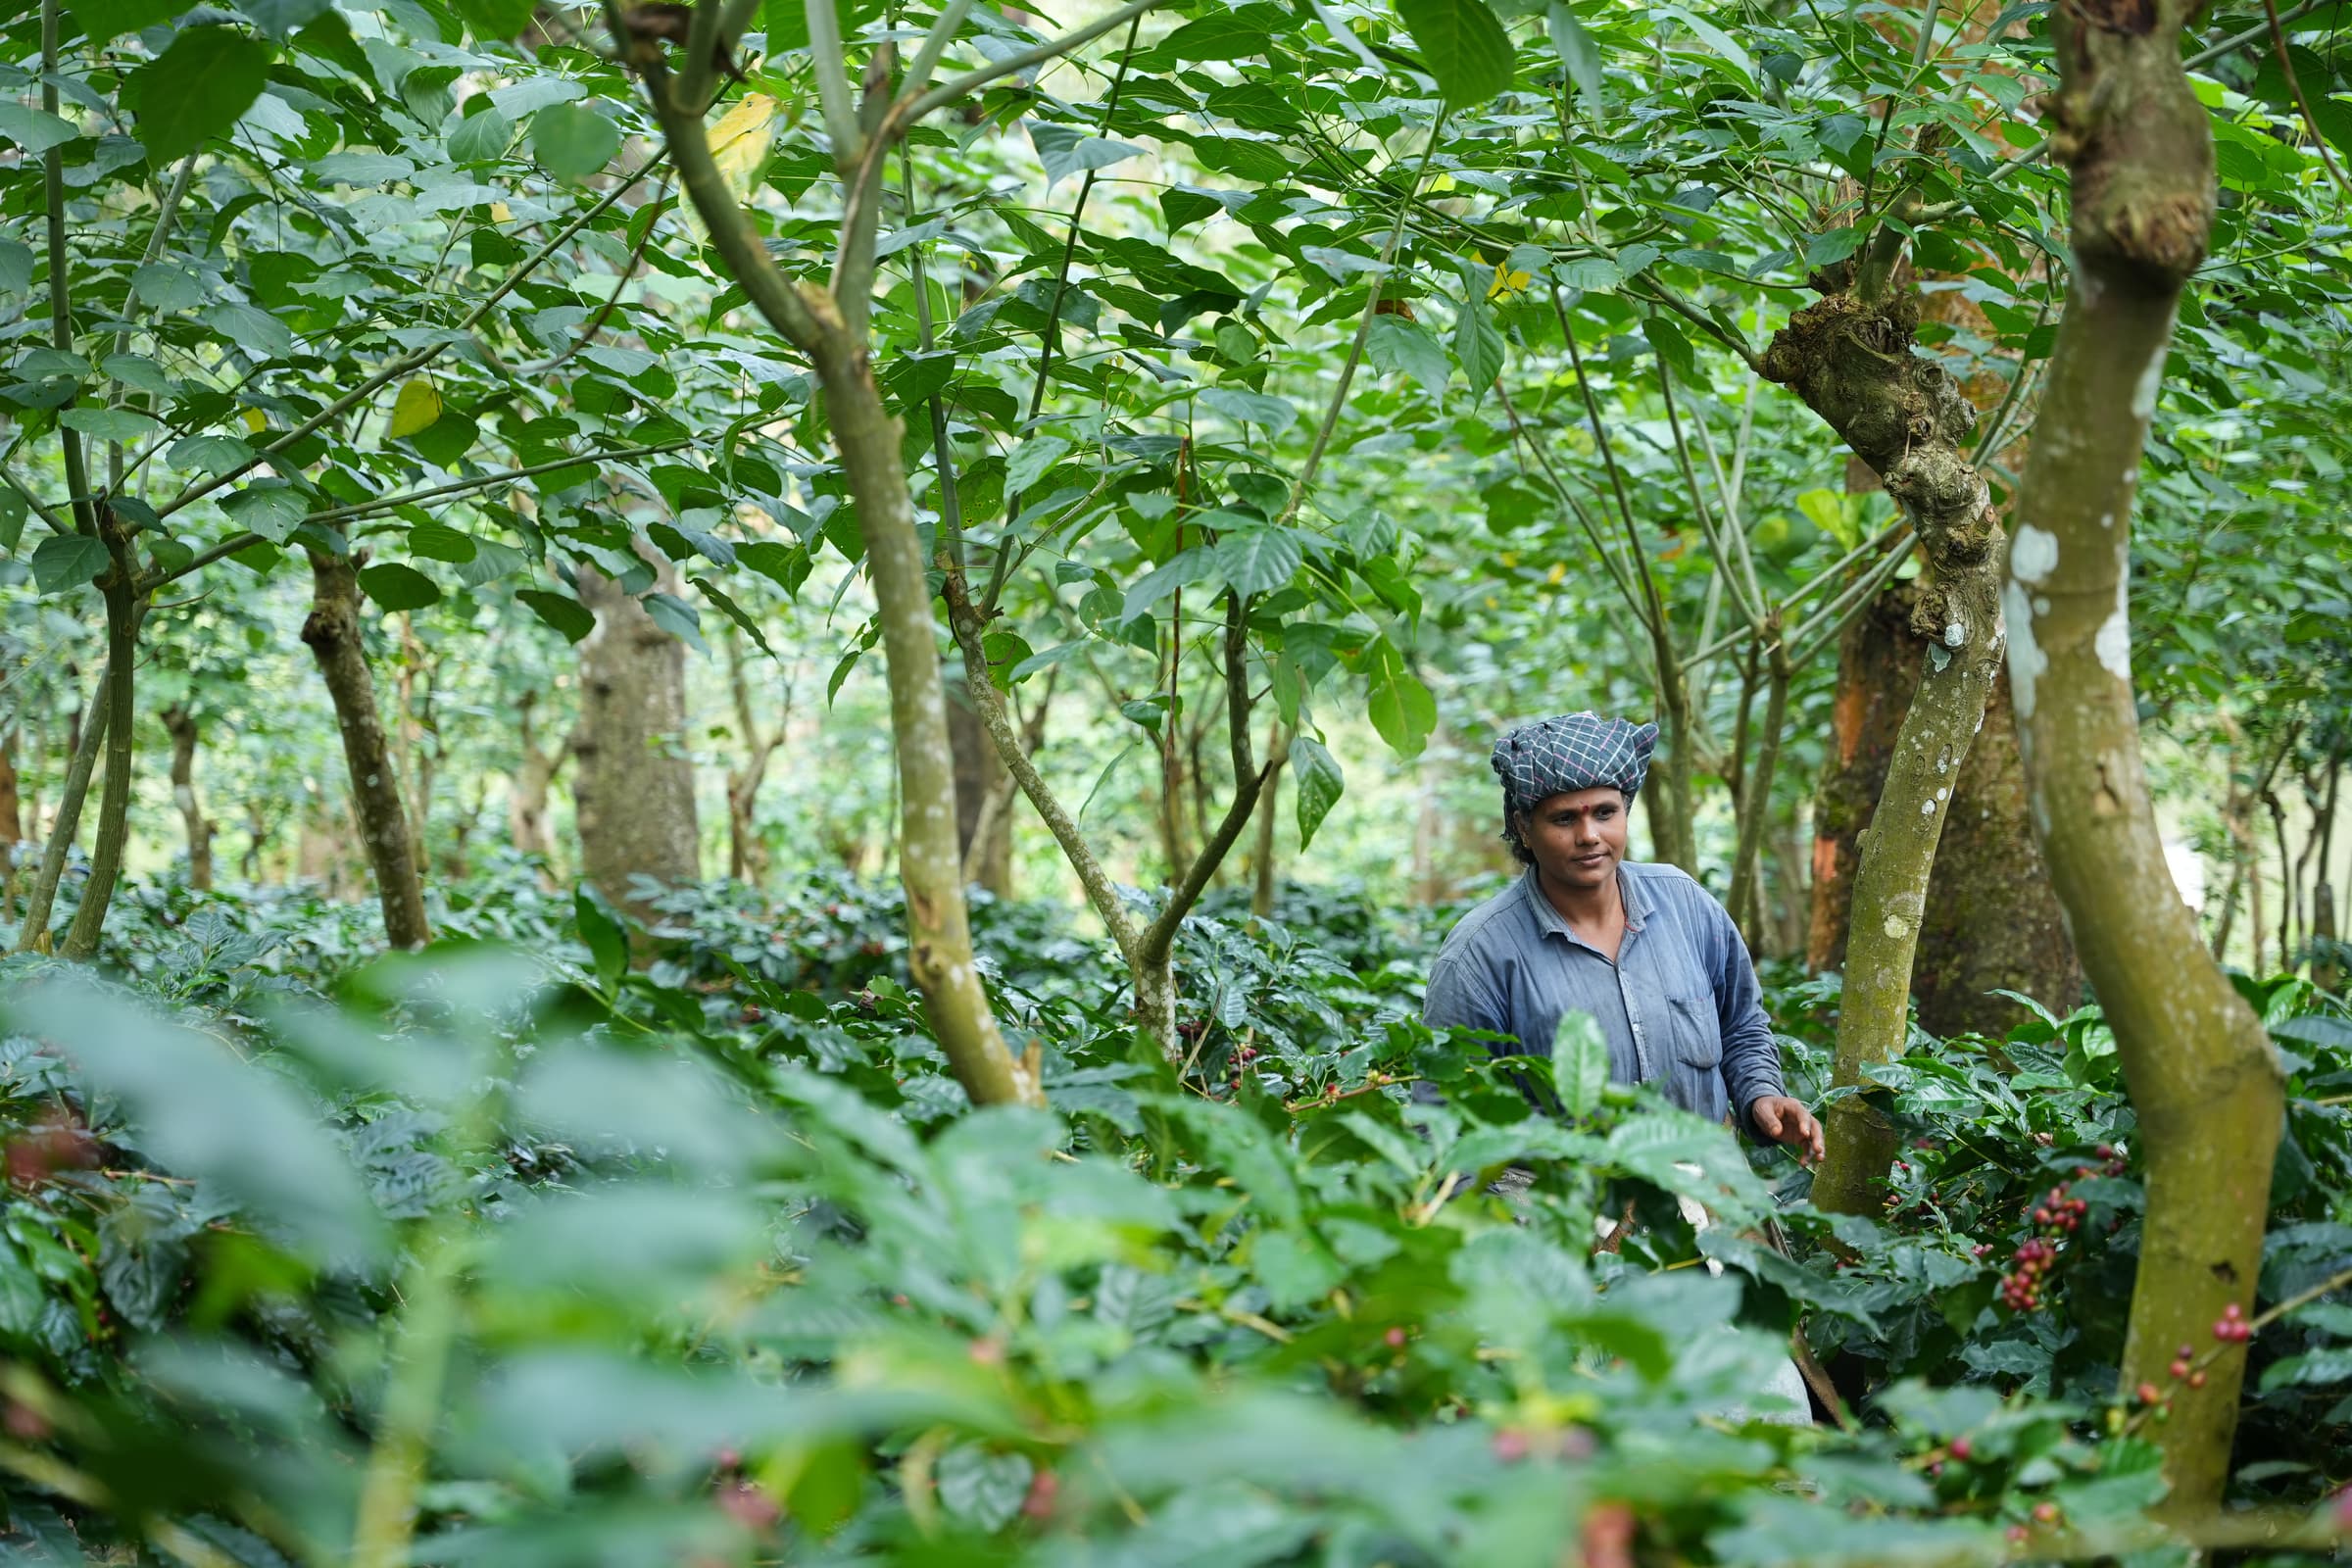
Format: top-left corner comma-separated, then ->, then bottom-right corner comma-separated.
1545,561 -> 1565,585
241,409 -> 268,433
388,378 -> 443,439
490,200 -> 514,221
710,93 -> 779,203
1488,261 -> 1533,300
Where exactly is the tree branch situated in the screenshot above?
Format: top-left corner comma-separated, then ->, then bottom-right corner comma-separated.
808,0 -> 864,162
897,0 -> 1169,127
41,0 -> 94,537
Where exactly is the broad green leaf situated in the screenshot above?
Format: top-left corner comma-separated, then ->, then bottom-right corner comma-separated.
533,104 -> 621,180
71,0 -> 180,43
387,377 -> 443,438
1553,254 -> 1620,292
936,1444 -> 1033,1532
0,241 -> 31,297
29,534 -> 109,593
518,587 -> 596,642
131,263 -> 203,312
122,27 -> 271,165
1548,2 -> 1603,119
58,408 -> 159,442
1551,1008 -> 1608,1118
1454,293 -> 1505,404
692,574 -> 775,657
1365,314 -> 1450,401
1200,385 -> 1297,434
202,303 -> 295,359
453,0 -> 537,36
1212,528 -> 1302,597
1396,0 -> 1516,105
446,105 -> 512,163
358,562 -> 442,612
0,105 -> 80,156
1005,434 -> 1073,496
1654,3 -> 1753,81
1361,635 -> 1437,758
644,589 -> 707,652
574,883 -> 628,992
1289,734 -> 1344,850
221,481 -> 309,543
0,490 -> 24,554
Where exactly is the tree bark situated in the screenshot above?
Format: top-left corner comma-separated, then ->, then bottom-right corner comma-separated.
160,705 -> 214,893
1250,719 -> 1290,918
60,546 -> 141,961
508,690 -> 571,886
1764,266 -> 2008,1217
0,720 -> 20,846
572,552 -> 701,928
2007,0 -> 2281,1504
1727,642 -> 1791,953
724,631 -> 783,887
1808,589 -> 2082,1032
812,338 -> 1041,1107
12,662 -> 106,954
301,549 -> 431,950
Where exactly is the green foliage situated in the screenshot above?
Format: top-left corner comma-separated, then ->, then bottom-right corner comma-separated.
0,875 -> 2344,1561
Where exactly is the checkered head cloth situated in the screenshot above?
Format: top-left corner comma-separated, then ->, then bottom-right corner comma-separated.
1491,711 -> 1659,816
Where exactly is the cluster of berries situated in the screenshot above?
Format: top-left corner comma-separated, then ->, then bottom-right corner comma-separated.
1995,1236 -> 2062,1313
1226,1044 -> 1260,1092
2212,1299 -> 2252,1344
1982,1146 -> 2127,1313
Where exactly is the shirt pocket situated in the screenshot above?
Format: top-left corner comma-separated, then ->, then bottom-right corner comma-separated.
1664,994 -> 1722,1071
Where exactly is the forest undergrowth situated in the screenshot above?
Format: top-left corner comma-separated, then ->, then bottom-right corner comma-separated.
1,867 -> 2347,1565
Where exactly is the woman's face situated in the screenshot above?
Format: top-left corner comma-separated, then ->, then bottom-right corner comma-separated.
1517,786 -> 1632,894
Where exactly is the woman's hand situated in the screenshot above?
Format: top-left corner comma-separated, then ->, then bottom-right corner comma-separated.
1748,1096 -> 1825,1165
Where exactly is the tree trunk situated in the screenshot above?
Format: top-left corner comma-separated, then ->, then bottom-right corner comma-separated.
508,690 -> 569,886
1807,587 -> 2082,1033
160,706 -> 214,893
1250,720 -> 1290,918
1727,645 -> 1791,953
1764,266 -> 2007,1218
301,549 -> 431,950
572,553 -> 701,928
242,797 -> 278,882
811,339 -> 1040,1108
60,556 -> 141,961
723,631 -> 782,888
12,662 -> 106,954
961,676 -> 1049,899
0,721 -> 21,845
2007,1 -> 2281,1504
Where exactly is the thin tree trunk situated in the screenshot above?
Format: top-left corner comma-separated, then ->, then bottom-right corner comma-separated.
1808,588 -> 2081,1030
508,690 -> 571,885
2006,0 -> 2282,1501
0,721 -> 21,845
2313,747 -> 2342,993
2265,786 -> 2294,970
301,549 -> 431,950
1764,261 -> 2008,1213
573,552 -> 701,929
1727,643 -> 1790,951
724,631 -> 782,887
962,675 -> 1050,897
60,558 -> 140,961
1250,719 -> 1290,918
13,662 -> 107,954
811,339 -> 1040,1107
160,706 -> 214,892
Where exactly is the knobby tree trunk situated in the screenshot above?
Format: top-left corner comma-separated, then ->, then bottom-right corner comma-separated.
2006,0 -> 2282,1505
301,549 -> 431,951
0,721 -> 20,846
1808,588 -> 2082,1033
573,555 -> 701,928
1764,266 -> 2008,1217
160,706 -> 214,892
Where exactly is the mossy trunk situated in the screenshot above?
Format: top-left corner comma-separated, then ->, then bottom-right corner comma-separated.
1808,587 -> 2082,1034
1764,285 -> 2006,1218
2007,0 -> 2282,1506
302,549 -> 431,951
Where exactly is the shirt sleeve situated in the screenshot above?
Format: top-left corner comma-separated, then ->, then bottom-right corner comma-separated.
1423,949 -> 1509,1040
1703,896 -> 1785,1128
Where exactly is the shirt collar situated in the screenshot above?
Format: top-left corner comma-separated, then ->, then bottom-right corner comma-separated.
1519,862 -> 1647,941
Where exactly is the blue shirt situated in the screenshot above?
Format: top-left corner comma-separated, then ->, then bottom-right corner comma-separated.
1422,862 -> 1784,1128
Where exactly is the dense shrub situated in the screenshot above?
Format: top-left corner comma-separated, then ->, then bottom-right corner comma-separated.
1,872 -> 2346,1563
